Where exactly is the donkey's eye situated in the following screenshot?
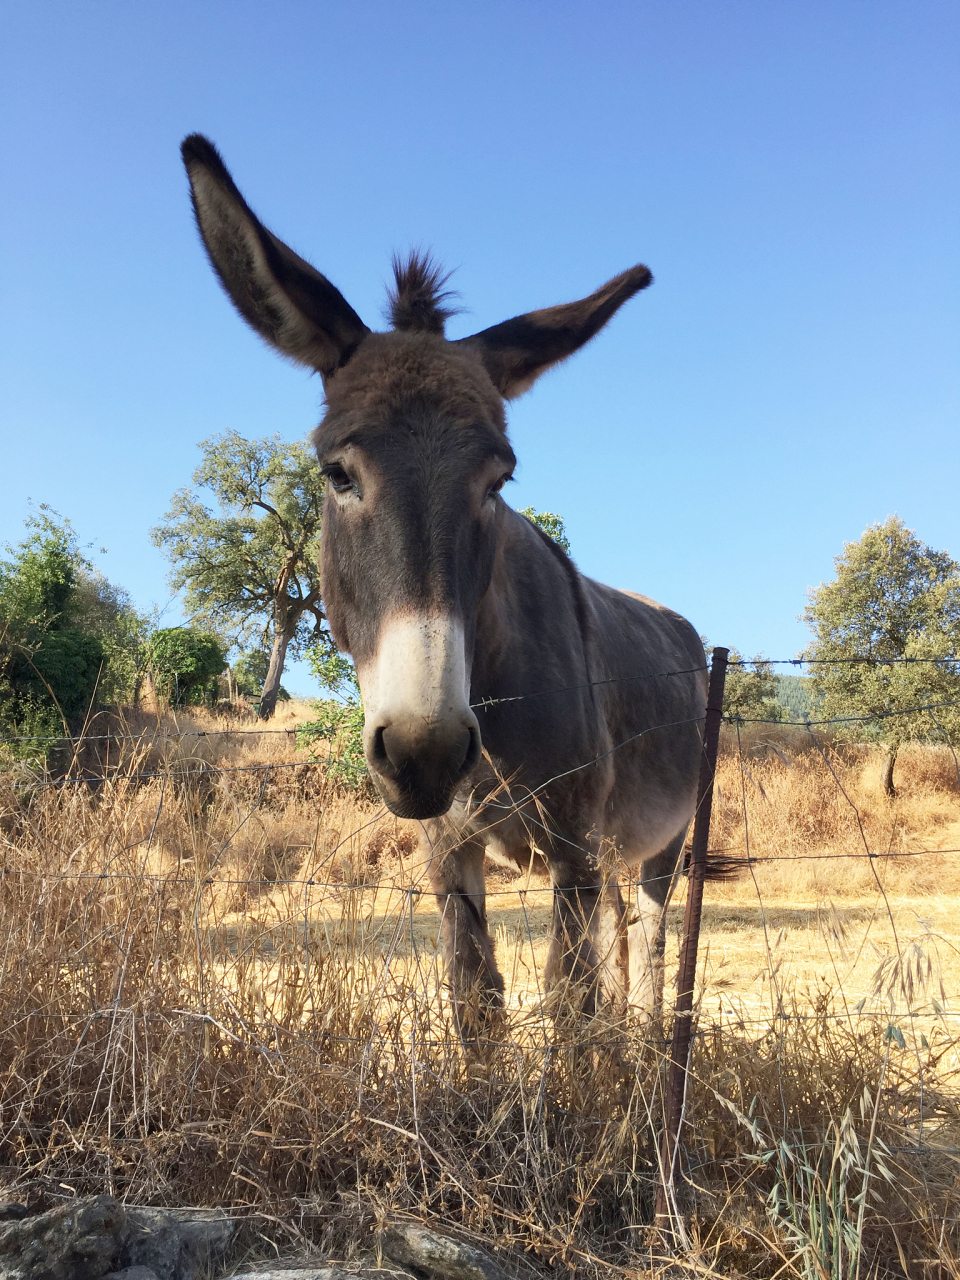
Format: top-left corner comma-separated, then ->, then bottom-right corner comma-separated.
487,473 -> 513,499
324,465 -> 353,493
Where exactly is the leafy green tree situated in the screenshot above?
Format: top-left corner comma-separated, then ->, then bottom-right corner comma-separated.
148,627 -> 226,707
70,568 -> 153,705
0,509 -> 152,752
233,648 -> 290,703
0,509 -> 104,745
703,641 -> 784,723
774,674 -> 821,723
803,516 -> 960,795
519,507 -> 571,553
152,432 -> 327,719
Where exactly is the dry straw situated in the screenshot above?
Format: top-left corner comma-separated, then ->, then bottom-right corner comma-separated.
0,702 -> 959,1277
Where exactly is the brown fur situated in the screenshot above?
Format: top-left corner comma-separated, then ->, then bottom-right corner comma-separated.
386,252 -> 459,334
181,133 -> 705,1035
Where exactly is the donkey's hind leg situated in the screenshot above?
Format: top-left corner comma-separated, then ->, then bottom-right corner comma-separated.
627,828 -> 687,1014
428,835 -> 505,1043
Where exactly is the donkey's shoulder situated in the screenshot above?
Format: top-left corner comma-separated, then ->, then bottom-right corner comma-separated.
581,579 -> 704,673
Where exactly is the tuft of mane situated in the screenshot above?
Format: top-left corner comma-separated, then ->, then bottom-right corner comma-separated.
387,252 -> 459,335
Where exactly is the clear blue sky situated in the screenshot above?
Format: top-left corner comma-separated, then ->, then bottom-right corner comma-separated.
2,2 -> 957,692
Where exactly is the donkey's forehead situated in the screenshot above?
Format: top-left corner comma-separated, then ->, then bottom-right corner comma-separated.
319,331 -> 507,436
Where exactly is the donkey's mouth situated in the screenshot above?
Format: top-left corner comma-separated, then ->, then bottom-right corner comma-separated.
367,721 -> 481,820
373,780 -> 458,822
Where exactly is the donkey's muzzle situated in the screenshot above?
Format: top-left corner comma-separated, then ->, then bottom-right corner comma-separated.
369,715 -> 481,819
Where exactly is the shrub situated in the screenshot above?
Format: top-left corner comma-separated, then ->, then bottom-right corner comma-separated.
148,627 -> 226,707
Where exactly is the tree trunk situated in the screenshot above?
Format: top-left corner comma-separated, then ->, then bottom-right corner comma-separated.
259,626 -> 292,719
881,743 -> 898,797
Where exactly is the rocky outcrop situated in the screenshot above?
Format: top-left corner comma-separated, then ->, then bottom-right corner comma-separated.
0,1198 -> 233,1280
380,1225 -> 510,1280
0,1201 -> 513,1280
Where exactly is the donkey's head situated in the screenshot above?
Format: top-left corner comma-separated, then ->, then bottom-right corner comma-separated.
182,135 -> 651,818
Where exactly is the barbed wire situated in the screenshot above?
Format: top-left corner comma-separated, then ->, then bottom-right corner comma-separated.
728,656 -> 960,666
3,843 -> 957,891
1,691 -> 957,1040
2,659 -> 957,743
725,696 -> 960,726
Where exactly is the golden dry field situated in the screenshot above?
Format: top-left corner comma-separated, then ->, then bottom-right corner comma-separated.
1,703 -> 959,1278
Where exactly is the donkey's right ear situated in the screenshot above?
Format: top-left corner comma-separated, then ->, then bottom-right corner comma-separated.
181,135 -> 370,380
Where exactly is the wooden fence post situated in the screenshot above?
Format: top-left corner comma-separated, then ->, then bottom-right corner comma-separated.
654,645 -> 729,1234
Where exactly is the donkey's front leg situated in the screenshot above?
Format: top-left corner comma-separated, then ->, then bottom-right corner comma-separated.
545,857 -> 625,1015
428,835 -> 504,1043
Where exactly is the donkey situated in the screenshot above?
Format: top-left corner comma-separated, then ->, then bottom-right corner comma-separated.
181,134 -> 707,1035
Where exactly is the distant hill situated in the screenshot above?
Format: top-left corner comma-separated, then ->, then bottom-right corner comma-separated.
775,673 -> 822,722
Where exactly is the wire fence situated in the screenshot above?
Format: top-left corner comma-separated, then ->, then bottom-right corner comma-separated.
0,653 -> 958,1257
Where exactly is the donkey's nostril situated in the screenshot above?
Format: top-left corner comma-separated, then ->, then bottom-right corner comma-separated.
462,724 -> 481,775
372,725 -> 389,767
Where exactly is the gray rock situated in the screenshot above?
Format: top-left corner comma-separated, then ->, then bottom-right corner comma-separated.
229,1272 -> 361,1280
0,1208 -> 27,1225
380,1226 -> 510,1280
115,1210 -> 181,1280
0,1198 -> 234,1280
230,1271 -> 408,1280
117,1209 -> 234,1280
176,1216 -> 234,1276
0,1195 -> 125,1280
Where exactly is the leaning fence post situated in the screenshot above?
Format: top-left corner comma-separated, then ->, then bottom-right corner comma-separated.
654,645 -> 729,1235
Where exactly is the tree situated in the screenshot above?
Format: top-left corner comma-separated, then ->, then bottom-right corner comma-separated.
233,648 -> 290,703
519,507 -> 571,553
0,509 -> 152,753
297,639 -> 372,795
803,516 -> 960,795
703,642 -> 784,723
0,508 -> 104,746
148,627 -> 226,707
70,568 -> 153,705
152,432 -> 327,719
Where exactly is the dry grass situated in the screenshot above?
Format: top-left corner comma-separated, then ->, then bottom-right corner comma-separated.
0,708 -> 959,1278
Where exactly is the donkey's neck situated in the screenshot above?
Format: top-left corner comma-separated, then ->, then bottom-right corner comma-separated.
470,507 -> 594,707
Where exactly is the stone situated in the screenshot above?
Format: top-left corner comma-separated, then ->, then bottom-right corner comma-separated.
0,1198 -> 234,1280
175,1215 -> 234,1276
380,1226 -> 510,1280
229,1272 -> 358,1280
115,1210 -> 181,1280
116,1208 -> 234,1280
0,1208 -> 28,1225
230,1271 -> 407,1280
0,1195 -> 125,1280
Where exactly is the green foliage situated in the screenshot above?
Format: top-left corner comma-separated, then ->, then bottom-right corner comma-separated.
151,432 -> 328,716
775,674 -> 822,723
703,641 -> 785,722
297,635 -> 370,792
69,568 -> 153,705
232,649 -> 290,702
148,627 -> 226,707
307,634 -> 360,700
803,517 -> 960,750
296,698 -> 372,795
519,507 -> 571,553
0,507 -> 133,750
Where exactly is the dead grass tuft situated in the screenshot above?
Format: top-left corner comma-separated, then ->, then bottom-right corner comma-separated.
0,709 -> 958,1277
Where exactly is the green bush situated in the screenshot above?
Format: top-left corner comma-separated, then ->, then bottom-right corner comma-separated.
148,627 -> 226,707
298,637 -> 372,793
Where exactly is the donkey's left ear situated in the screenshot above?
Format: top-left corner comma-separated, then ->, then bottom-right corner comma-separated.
455,265 -> 652,399
181,134 -> 370,380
